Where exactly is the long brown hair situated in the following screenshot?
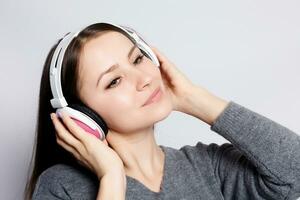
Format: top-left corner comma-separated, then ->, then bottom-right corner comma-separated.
24,23 -> 135,200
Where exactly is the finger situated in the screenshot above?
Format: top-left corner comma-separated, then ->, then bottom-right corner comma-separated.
103,139 -> 108,146
150,46 -> 178,74
57,135 -> 93,171
51,113 -> 84,151
58,112 -> 108,153
54,129 -> 93,169
58,111 -> 92,143
55,135 -> 81,160
150,46 -> 169,64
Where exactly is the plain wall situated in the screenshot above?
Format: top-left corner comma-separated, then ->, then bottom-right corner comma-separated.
0,0 -> 299,199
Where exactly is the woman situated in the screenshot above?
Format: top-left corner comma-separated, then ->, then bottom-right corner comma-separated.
25,23 -> 300,199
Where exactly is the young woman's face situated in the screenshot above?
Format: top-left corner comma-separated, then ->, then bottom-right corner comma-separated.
77,31 -> 173,133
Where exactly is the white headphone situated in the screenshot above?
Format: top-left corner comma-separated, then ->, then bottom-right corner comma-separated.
49,22 -> 160,140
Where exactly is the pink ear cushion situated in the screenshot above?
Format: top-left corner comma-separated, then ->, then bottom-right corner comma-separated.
68,104 -> 108,136
70,117 -> 101,139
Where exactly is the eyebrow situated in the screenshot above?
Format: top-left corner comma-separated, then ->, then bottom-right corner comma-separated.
96,44 -> 137,87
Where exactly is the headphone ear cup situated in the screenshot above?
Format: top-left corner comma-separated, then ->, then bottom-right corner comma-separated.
59,105 -> 108,140
70,104 -> 108,134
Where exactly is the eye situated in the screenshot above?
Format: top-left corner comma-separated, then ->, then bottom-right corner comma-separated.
106,77 -> 121,89
105,54 -> 144,89
133,54 -> 144,65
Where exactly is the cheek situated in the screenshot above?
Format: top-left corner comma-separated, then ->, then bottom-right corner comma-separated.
103,95 -> 131,113
98,93 -> 134,120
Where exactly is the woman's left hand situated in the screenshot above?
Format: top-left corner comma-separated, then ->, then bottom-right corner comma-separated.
151,46 -> 211,113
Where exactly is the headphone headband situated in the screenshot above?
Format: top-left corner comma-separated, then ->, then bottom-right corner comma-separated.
49,22 -> 159,109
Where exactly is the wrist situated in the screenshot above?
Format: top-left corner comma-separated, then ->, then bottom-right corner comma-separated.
101,171 -> 126,187
183,85 -> 229,126
101,168 -> 126,181
97,171 -> 126,200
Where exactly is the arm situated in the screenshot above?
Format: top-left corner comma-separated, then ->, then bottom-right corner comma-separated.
180,85 -> 229,126
186,86 -> 300,199
97,171 -> 127,200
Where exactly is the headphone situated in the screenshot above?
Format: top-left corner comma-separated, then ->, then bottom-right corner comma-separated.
49,22 -> 160,141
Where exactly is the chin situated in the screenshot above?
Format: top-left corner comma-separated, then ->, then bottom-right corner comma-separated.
152,100 -> 173,123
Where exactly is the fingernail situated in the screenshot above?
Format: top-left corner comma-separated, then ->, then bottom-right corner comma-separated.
50,113 -> 54,120
57,111 -> 62,118
60,111 -> 66,118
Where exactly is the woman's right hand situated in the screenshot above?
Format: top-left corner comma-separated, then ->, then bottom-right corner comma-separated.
50,111 -> 125,180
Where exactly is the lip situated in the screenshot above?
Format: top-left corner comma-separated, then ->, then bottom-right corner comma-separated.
142,87 -> 162,106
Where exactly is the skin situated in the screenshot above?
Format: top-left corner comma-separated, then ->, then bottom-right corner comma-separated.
50,30 -> 229,197
77,31 -> 173,184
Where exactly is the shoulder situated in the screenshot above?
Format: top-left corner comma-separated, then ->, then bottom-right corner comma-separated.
164,142 -> 237,165
33,163 -> 99,199
178,142 -> 245,170
39,163 -> 96,181
179,141 -> 235,156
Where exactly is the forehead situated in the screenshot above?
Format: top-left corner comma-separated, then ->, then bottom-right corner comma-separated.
79,31 -> 134,67
77,31 -> 136,89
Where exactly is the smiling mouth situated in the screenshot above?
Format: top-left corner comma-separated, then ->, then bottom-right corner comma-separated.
142,87 -> 162,106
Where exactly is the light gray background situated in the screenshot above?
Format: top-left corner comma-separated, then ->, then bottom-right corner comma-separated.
1,0 -> 299,199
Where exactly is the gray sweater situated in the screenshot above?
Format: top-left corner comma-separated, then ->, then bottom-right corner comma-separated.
32,101 -> 300,199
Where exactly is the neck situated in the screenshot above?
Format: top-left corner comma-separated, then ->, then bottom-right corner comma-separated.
106,126 -> 165,180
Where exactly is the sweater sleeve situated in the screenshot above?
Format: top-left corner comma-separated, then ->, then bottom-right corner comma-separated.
207,101 -> 300,200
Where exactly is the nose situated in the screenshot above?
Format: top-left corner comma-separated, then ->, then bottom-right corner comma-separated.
132,67 -> 153,91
